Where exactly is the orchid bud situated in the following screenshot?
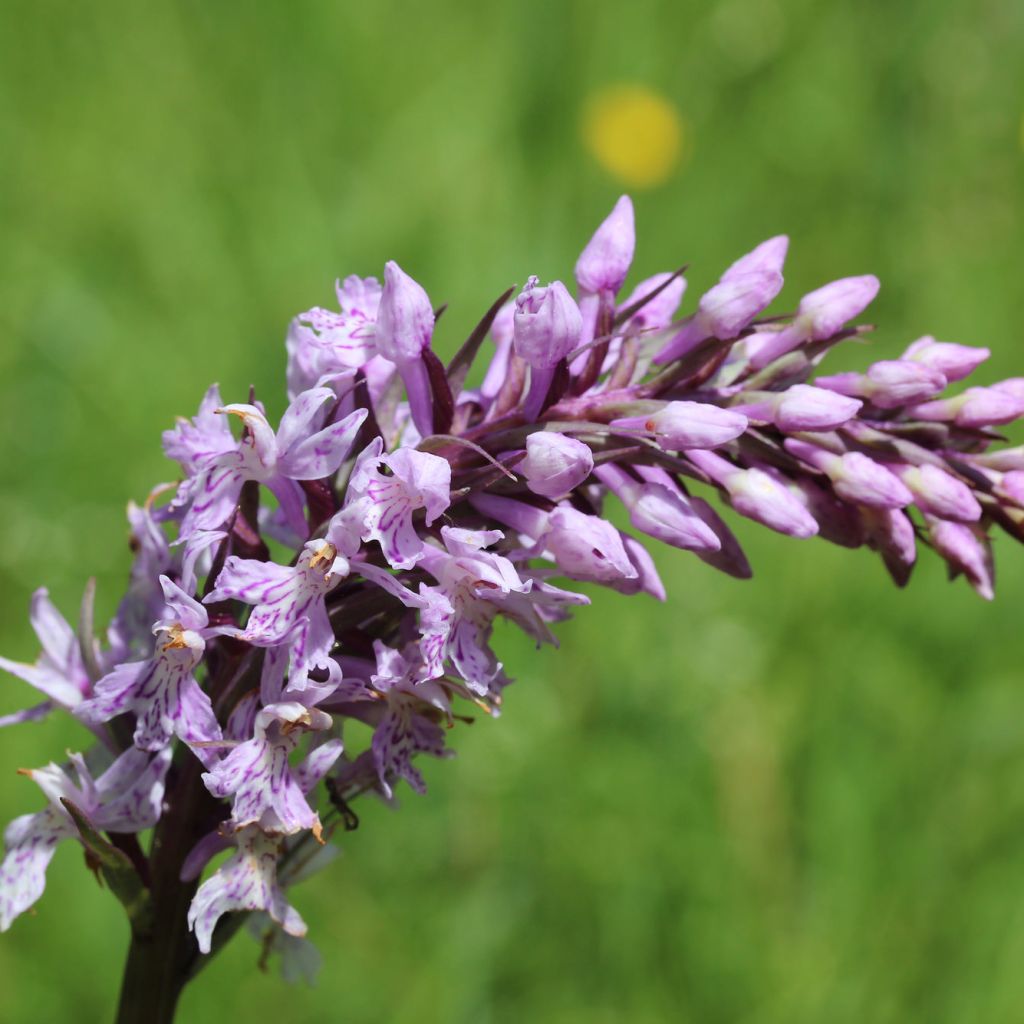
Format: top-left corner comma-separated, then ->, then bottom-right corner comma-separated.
722,234 -> 789,281
513,276 -> 584,418
908,386 -> 1024,428
653,235 -> 787,364
927,519 -> 994,600
795,275 -> 881,341
522,433 -> 594,499
816,360 -> 947,409
785,439 -> 913,509
513,277 -> 583,370
726,466 -> 819,538
993,378 -> 1024,400
375,261 -> 434,363
611,400 -> 748,451
862,507 -> 917,587
575,194 -> 635,295
896,464 -> 981,522
655,271 -> 782,364
375,260 -> 436,436
747,274 -> 880,370
970,445 -> 1024,472
543,507 -> 638,584
902,336 -> 990,382
700,273 -> 784,339
596,465 -> 721,552
770,384 -> 862,431
686,449 -> 818,538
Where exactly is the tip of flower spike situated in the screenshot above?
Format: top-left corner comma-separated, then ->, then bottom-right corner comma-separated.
722,235 -> 789,281
574,195 -> 636,295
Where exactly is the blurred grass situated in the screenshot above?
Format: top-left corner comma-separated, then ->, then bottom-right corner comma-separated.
2,0 -> 1024,1021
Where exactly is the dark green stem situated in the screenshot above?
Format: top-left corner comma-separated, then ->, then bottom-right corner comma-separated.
114,751 -> 220,1024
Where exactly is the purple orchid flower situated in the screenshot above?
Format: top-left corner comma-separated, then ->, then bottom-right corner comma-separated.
416,527 -> 529,692
366,641 -> 452,798
201,702 -> 339,836
173,387 -> 367,539
10,194 -> 1024,1010
0,747 -> 170,931
346,437 -> 452,569
0,588 -> 93,727
187,825 -> 306,955
76,577 -> 222,763
288,274 -> 383,396
206,538 -> 348,654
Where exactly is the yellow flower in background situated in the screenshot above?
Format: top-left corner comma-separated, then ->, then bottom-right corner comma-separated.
582,84 -> 685,188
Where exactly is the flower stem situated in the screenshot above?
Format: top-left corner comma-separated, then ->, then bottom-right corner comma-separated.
114,751 -> 222,1024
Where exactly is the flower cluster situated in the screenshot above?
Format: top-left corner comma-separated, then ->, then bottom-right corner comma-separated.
3,196 -> 1024,974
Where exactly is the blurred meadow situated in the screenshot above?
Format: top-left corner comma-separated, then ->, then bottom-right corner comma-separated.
2,0 -> 1024,1021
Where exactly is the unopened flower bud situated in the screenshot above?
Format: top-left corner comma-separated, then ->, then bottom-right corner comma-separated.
513,277 -> 583,370
467,494 -> 637,586
686,449 -> 818,538
902,336 -> 990,382
611,400 -> 747,451
769,384 -> 862,431
908,386 -> 1024,428
575,195 -> 635,295
596,465 -> 721,552
927,519 -> 994,600
721,235 -> 789,281
376,261 -> 434,363
655,271 -> 782,364
896,464 -> 981,522
543,507 -> 638,583
785,439 -> 912,509
998,469 -> 1024,505
862,507 -> 917,587
816,360 -> 947,410
375,261 -> 436,435
992,378 -> 1024,400
522,433 -> 594,499
748,274 -> 880,370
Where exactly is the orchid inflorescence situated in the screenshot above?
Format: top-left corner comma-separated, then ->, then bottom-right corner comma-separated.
3,196 -> 1024,986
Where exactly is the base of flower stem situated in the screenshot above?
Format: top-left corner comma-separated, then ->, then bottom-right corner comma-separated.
115,884 -> 197,1024
115,752 -> 223,1024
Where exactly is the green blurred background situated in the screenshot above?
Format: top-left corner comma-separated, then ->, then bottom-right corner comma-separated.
2,1 -> 1024,1021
